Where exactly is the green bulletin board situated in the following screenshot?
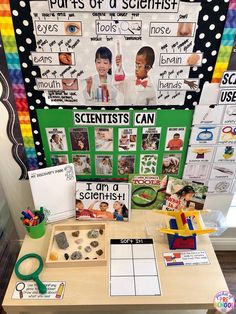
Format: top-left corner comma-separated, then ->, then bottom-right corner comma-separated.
37,109 -> 193,180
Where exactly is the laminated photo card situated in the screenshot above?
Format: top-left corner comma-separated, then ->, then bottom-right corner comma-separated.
75,181 -> 131,221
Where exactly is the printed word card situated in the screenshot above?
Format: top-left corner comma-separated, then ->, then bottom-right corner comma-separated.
163,251 -> 210,267
12,281 -> 65,300
110,239 -> 161,296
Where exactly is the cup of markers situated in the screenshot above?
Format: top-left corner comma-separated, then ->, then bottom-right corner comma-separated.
21,207 -> 46,239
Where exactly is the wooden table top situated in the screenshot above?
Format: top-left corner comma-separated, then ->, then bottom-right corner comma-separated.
3,210 -> 228,313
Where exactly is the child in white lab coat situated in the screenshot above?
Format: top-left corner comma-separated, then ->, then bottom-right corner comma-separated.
83,47 -> 117,104
115,46 -> 156,105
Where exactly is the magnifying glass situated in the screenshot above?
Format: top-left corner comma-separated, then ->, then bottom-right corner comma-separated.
132,186 -> 162,207
16,282 -> 25,299
120,21 -> 134,34
15,253 -> 47,294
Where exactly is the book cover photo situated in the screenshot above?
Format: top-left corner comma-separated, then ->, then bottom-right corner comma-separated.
129,175 -> 168,210
75,181 -> 131,221
165,176 -> 208,211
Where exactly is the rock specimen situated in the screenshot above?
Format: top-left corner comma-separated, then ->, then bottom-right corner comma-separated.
96,249 -> 103,256
49,252 -> 58,261
72,230 -> 80,237
55,232 -> 69,249
71,251 -> 83,260
90,241 -> 99,248
75,238 -> 83,244
85,246 -> 92,253
87,229 -> 99,238
64,253 -> 69,260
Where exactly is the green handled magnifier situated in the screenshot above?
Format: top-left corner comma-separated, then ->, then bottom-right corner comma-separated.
15,253 -> 47,294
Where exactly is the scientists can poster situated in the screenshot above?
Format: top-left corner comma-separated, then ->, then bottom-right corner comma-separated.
37,109 -> 193,179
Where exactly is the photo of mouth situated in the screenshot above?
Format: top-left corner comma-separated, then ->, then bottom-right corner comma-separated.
62,79 -> 78,90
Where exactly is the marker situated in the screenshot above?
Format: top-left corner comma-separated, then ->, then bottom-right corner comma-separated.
27,209 -> 35,219
32,220 -> 37,226
38,213 -> 45,223
22,218 -> 32,226
21,211 -> 32,220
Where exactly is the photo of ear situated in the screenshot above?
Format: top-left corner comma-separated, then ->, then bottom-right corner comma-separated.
59,53 -> 73,65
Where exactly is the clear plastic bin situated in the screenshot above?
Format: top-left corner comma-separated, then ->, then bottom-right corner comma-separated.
203,210 -> 228,237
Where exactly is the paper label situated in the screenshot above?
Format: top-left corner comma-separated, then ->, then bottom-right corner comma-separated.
163,251 -> 209,267
12,281 -> 66,300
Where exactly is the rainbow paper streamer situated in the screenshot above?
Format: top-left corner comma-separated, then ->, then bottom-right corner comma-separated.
0,0 -> 38,171
212,0 -> 236,83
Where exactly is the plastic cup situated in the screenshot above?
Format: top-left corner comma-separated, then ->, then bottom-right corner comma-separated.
25,214 -> 46,239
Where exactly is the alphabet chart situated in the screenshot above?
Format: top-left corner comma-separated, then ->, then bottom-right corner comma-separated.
110,239 -> 161,296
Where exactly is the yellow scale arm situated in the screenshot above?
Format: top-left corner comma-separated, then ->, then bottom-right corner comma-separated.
156,209 -> 216,236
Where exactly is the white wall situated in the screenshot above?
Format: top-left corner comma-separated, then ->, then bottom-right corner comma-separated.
0,105 -> 34,239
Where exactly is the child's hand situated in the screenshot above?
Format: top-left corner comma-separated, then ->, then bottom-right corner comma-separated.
86,76 -> 93,95
170,156 -> 179,166
101,84 -> 107,92
116,54 -> 122,66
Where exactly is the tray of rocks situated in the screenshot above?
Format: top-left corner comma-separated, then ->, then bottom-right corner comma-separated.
46,223 -> 106,267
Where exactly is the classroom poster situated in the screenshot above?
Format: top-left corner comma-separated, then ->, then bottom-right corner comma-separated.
185,60 -> 236,193
37,109 -> 193,179
9,0 -> 228,108
182,2 -> 236,194
1,0 -> 230,177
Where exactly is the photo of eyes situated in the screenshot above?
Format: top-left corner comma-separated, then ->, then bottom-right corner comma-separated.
64,21 -> 82,36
